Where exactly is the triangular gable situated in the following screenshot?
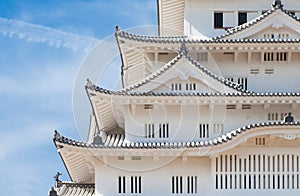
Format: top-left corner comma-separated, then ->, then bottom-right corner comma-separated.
124,52 -> 246,94
215,7 -> 300,40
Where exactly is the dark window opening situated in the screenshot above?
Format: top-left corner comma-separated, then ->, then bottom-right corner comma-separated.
214,12 -> 223,28
238,12 -> 247,25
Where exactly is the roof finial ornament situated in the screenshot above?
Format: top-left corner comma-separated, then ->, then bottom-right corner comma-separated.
54,172 -> 62,185
86,78 -> 93,88
272,0 -> 283,9
54,130 -> 60,140
178,41 -> 189,56
115,25 -> 120,32
284,112 -> 294,123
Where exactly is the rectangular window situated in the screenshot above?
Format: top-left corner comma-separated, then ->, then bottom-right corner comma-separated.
213,123 -> 224,134
264,34 -> 274,39
171,83 -> 182,91
268,113 -> 279,121
267,112 -> 288,121
130,176 -> 141,194
255,137 -> 266,146
172,176 -> 183,194
187,176 -> 197,194
185,83 -> 197,91
250,68 -> 259,75
238,12 -> 247,25
264,52 -> 287,62
199,124 -> 209,138
159,123 -> 169,138
226,104 -> 236,109
197,52 -> 208,62
214,12 -> 223,28
242,104 -> 251,109
118,176 -> 126,194
144,104 -> 153,109
265,68 -> 274,75
237,77 -> 248,90
145,123 -> 154,138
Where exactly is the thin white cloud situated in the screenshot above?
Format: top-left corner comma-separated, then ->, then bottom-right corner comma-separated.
0,17 -> 100,52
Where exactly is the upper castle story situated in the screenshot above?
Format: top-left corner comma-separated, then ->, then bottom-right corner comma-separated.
158,0 -> 300,38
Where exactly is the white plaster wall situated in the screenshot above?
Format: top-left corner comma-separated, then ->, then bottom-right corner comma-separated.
124,104 -> 300,143
205,52 -> 300,93
184,0 -> 300,37
95,156 -> 211,196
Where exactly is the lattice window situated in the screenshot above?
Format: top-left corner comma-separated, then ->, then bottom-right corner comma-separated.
214,154 -> 300,190
278,34 -> 289,39
118,176 -> 126,194
187,176 -> 197,194
159,123 -> 169,138
145,124 -> 154,138
199,123 -> 209,138
255,137 -> 266,146
130,176 -> 142,194
263,34 -> 274,39
185,83 -> 197,91
225,77 -> 248,90
264,52 -> 287,62
197,52 -> 208,62
213,123 -> 224,134
172,176 -> 183,194
268,113 -> 288,121
171,83 -> 182,91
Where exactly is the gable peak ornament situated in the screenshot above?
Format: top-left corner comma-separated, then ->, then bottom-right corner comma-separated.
179,42 -> 189,56
272,0 -> 284,9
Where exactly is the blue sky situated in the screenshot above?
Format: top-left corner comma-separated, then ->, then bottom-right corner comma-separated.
0,1 -> 156,195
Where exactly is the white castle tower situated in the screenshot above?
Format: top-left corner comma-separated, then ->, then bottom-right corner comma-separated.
50,0 -> 300,195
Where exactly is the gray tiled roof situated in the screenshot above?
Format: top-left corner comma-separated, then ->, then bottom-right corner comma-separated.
54,121 -> 300,149
116,28 -> 300,44
55,182 -> 95,196
87,83 -> 300,97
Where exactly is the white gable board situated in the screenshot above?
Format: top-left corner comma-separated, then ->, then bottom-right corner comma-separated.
126,54 -> 241,94
224,9 -> 300,39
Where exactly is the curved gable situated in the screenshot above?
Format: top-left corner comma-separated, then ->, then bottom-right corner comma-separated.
124,52 -> 246,94
215,8 -> 300,40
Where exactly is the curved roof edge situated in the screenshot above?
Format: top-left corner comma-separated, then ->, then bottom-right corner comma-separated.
115,28 -> 300,44
54,121 -> 300,150
86,81 -> 300,97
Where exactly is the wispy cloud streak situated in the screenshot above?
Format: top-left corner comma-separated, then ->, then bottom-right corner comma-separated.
0,17 -> 100,52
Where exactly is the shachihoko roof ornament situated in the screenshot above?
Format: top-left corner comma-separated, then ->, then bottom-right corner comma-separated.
273,0 -> 284,9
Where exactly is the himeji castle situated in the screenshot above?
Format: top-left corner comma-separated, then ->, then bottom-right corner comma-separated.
49,0 -> 300,195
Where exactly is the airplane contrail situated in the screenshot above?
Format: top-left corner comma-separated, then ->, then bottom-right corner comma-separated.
0,17 -> 100,52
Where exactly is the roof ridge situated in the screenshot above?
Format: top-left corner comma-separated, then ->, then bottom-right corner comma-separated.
86,83 -> 300,97
115,29 -> 300,44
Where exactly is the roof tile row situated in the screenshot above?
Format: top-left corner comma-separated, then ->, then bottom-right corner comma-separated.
54,121 -> 300,149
